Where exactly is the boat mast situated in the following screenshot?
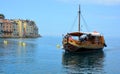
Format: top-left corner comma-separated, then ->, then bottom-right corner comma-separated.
78,5 -> 80,32
78,5 -> 81,40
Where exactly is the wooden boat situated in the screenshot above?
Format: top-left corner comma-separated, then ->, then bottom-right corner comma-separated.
62,5 -> 107,52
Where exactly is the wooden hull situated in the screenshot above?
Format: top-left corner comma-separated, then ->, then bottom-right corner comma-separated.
63,43 -> 103,52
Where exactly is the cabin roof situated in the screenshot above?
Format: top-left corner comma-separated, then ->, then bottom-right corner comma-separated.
68,32 -> 102,36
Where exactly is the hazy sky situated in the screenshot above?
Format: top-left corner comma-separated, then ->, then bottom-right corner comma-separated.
0,0 -> 120,37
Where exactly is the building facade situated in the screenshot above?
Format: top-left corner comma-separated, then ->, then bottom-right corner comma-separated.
13,19 -> 39,38
0,14 -> 40,38
0,19 -> 3,37
10,20 -> 19,37
2,19 -> 13,37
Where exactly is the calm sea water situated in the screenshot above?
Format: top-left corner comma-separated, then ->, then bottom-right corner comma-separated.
0,36 -> 120,74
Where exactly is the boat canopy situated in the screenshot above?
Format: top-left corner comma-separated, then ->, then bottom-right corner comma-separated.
68,32 -> 84,36
68,32 -> 102,36
91,32 -> 101,36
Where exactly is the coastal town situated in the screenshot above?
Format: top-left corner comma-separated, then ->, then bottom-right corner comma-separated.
0,14 -> 40,38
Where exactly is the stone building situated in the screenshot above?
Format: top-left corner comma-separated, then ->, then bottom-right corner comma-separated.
0,14 -> 13,37
2,19 -> 13,37
0,14 -> 4,37
10,20 -> 19,37
0,14 -> 40,38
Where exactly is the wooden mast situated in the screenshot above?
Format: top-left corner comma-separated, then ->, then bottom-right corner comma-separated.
78,5 -> 81,40
78,5 -> 80,32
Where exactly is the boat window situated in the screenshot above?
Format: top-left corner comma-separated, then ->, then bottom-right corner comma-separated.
70,36 -> 78,40
80,34 -> 87,38
79,34 -> 88,41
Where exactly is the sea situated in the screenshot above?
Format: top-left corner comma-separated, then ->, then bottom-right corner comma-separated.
0,36 -> 120,74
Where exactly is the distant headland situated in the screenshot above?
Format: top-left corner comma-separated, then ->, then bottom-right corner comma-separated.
0,14 -> 41,38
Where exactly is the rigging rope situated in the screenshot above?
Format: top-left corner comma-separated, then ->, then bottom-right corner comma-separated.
64,13 -> 90,33
63,16 -> 77,34
81,14 -> 90,31
69,15 -> 77,32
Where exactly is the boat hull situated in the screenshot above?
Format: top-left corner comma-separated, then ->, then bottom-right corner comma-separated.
63,43 -> 103,52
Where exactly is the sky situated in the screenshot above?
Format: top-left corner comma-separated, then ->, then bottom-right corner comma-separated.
0,0 -> 120,37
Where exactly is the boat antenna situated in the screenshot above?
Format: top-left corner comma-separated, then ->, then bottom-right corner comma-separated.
78,5 -> 81,32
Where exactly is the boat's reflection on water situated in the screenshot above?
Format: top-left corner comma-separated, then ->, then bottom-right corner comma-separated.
62,50 -> 105,74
